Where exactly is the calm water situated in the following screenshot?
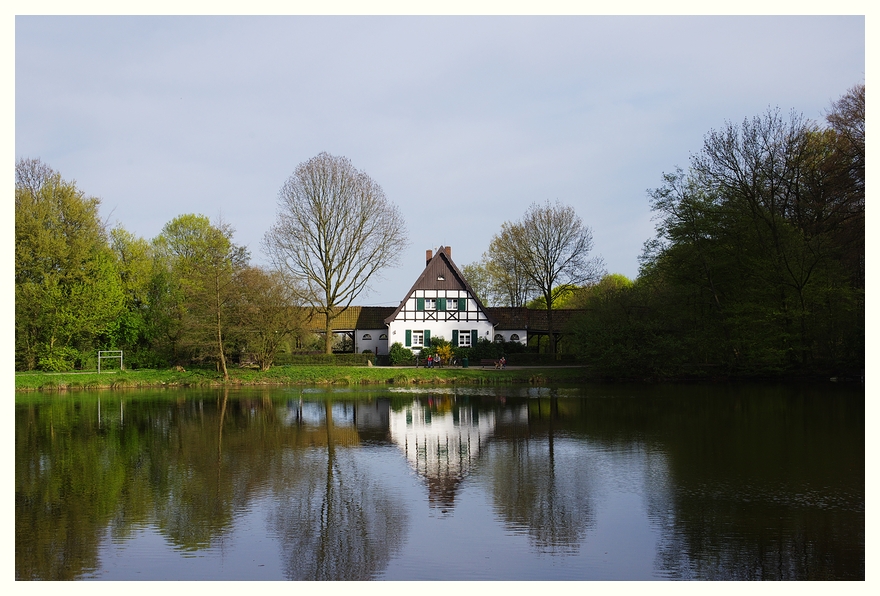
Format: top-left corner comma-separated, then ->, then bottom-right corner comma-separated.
15,382 -> 864,580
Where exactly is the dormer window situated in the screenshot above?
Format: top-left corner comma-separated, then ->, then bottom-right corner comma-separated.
437,274 -> 445,281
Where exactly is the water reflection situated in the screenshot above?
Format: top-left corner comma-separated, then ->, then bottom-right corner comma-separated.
15,383 -> 864,580
389,394 -> 495,511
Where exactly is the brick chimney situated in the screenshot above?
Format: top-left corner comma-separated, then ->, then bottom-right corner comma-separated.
426,249 -> 433,265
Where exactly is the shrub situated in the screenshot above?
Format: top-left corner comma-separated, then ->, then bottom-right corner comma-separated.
37,346 -> 80,372
389,342 -> 415,366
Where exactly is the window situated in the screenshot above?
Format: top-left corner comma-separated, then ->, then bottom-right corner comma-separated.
458,330 -> 471,347
494,334 -> 504,343
379,333 -> 388,340
425,298 -> 436,310
510,334 -> 520,341
447,298 -> 458,310
362,333 -> 372,341
412,331 -> 424,347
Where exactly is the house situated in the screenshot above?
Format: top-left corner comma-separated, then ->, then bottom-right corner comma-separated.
303,306 -> 395,355
301,246 -> 584,355
383,246 -> 523,354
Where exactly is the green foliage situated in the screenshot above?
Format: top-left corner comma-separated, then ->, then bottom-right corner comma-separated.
574,91 -> 865,379
389,342 -> 414,366
36,346 -> 80,372
15,159 -> 126,371
153,214 -> 249,377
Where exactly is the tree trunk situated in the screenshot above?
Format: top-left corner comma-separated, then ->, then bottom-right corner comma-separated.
216,289 -> 228,380
324,311 -> 334,354
546,297 -> 556,356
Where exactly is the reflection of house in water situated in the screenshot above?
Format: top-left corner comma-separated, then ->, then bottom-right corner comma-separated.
389,396 -> 496,510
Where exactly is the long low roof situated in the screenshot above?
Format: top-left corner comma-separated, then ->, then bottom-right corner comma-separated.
303,306 -> 591,334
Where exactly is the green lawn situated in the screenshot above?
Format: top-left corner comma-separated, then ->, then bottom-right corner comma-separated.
14,363 -> 594,392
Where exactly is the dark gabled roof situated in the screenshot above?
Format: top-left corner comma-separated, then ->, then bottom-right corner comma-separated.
303,306 -> 396,332
384,246 -> 496,325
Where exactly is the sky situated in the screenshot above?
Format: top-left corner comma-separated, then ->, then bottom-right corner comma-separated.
13,10 -> 867,307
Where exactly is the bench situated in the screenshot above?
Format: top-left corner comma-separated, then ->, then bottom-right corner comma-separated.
479,359 -> 502,369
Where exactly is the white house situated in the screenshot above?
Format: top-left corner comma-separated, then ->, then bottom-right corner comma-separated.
384,246 -> 499,354
302,246 -> 587,356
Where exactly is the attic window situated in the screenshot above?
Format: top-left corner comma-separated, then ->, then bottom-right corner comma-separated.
437,274 -> 445,281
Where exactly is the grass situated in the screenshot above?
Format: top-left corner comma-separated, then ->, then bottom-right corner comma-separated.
14,363 -> 595,392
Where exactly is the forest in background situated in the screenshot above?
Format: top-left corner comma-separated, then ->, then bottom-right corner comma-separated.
15,84 -> 864,379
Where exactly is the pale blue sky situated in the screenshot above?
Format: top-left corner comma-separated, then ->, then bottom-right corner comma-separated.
14,13 -> 866,306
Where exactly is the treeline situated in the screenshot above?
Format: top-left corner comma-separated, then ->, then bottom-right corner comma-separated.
15,160 -> 313,373
568,85 -> 864,378
16,84 -> 864,379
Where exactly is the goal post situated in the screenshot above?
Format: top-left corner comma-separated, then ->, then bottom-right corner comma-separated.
98,350 -> 123,373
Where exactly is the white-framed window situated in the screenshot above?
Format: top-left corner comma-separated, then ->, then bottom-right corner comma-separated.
379,333 -> 388,340
412,331 -> 424,347
458,330 -> 471,347
362,333 -> 372,341
494,334 -> 504,343
425,298 -> 436,310
510,334 -> 520,342
447,298 -> 458,310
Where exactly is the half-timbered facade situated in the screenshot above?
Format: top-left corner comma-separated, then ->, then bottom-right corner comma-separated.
300,247 -> 593,356
384,247 -> 498,353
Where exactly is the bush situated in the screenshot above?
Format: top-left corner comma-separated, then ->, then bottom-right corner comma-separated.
37,346 -> 80,372
274,352 -> 372,366
389,342 -> 415,366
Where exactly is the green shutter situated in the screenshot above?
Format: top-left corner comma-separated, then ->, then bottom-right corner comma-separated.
452,329 -> 458,345
438,298 -> 446,311
458,298 -> 466,311
416,298 -> 425,311
471,330 -> 478,346
424,330 -> 431,347
405,329 -> 411,347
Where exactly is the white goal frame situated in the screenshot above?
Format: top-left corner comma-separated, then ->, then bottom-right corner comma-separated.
98,350 -> 123,373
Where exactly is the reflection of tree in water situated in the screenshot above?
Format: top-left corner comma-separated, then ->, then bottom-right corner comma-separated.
268,401 -> 408,580
484,398 -> 595,555
149,390 -> 281,550
640,387 -> 865,580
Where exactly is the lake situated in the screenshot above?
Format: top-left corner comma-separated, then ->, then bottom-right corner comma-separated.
15,382 -> 864,580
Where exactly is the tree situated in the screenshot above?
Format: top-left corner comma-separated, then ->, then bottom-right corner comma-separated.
824,83 -> 865,289
234,267 -> 306,371
689,107 -> 862,367
487,224 -> 538,307
153,214 -> 249,379
105,226 -> 159,366
15,158 -> 125,370
630,90 -> 865,375
263,152 -> 409,353
491,200 -> 604,354
460,260 -> 494,306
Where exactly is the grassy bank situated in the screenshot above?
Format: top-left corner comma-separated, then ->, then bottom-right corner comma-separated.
14,364 -> 595,392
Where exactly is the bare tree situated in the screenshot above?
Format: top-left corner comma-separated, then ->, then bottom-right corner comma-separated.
487,223 -> 539,307
492,200 -> 604,354
263,153 -> 409,353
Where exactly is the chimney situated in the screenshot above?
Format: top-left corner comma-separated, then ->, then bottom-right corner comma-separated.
426,249 -> 433,265
446,246 -> 451,260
